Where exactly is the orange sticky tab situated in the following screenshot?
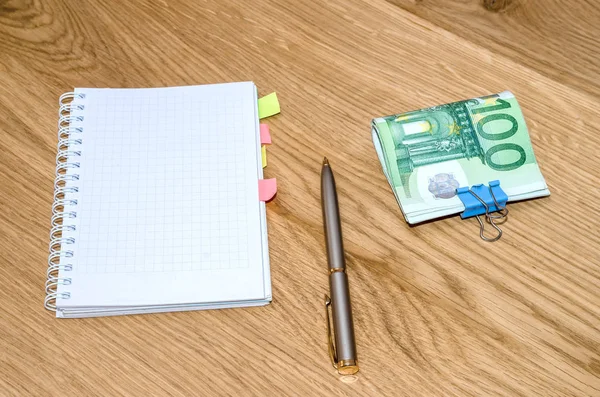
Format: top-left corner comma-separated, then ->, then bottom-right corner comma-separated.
260,124 -> 272,145
258,178 -> 277,202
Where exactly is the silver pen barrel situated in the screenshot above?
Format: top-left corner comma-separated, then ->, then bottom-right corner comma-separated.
329,271 -> 357,368
321,157 -> 359,375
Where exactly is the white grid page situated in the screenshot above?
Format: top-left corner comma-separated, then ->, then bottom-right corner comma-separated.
62,83 -> 267,307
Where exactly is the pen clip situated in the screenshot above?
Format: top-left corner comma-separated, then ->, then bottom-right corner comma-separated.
324,294 -> 338,369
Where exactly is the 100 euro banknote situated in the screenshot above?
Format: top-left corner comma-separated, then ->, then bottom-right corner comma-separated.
372,91 -> 549,224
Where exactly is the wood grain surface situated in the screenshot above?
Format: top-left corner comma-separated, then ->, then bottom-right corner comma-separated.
388,0 -> 600,97
1,0 -> 599,395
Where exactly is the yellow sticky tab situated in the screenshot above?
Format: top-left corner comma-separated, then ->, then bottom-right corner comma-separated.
261,145 -> 267,168
258,92 -> 280,119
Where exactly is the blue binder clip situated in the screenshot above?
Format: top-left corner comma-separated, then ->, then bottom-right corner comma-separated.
456,180 -> 509,242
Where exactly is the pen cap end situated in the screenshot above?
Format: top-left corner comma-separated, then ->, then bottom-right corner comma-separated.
337,360 -> 359,375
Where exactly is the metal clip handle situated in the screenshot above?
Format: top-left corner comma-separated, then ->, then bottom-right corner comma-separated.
475,214 -> 503,242
487,184 -> 509,221
324,295 -> 338,369
468,189 -> 504,242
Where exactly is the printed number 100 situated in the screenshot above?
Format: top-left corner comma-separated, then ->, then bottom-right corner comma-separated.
472,99 -> 527,171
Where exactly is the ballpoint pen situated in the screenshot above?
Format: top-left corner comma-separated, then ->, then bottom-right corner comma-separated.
321,157 -> 359,375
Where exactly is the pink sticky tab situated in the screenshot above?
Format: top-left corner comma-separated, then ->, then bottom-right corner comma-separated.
260,124 -> 272,145
258,178 -> 277,202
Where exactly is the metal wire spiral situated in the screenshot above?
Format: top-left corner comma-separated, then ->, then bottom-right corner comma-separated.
45,92 -> 85,311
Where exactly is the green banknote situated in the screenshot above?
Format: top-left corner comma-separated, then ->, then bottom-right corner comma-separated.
372,91 -> 549,224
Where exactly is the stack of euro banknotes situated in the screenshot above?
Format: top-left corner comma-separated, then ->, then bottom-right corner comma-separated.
372,91 -> 549,224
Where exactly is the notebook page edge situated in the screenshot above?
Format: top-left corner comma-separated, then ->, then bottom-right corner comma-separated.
254,85 -> 273,302
57,299 -> 271,318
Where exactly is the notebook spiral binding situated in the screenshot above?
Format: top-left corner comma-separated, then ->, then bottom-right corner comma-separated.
45,92 -> 86,311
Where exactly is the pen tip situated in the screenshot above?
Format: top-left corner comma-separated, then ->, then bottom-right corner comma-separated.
323,157 -> 329,166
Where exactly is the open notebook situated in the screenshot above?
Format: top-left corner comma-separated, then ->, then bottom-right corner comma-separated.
46,82 -> 277,318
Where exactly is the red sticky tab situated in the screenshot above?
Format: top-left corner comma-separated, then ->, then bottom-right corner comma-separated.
260,124 -> 271,145
258,178 -> 277,202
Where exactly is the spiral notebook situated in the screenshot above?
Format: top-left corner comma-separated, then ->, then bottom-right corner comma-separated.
46,82 -> 276,318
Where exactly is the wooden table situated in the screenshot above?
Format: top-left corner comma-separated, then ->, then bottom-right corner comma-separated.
1,0 -> 599,395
